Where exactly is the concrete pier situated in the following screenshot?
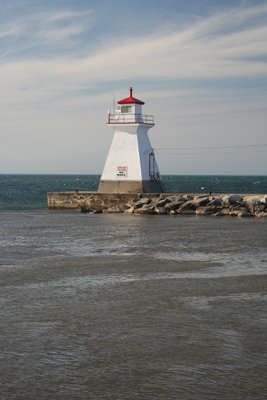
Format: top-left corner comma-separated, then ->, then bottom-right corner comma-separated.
47,191 -> 267,217
47,191 -> 156,210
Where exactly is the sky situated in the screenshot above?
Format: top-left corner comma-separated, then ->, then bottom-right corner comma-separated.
0,0 -> 266,175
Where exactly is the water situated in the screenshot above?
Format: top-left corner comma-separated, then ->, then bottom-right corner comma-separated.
0,174 -> 267,210
0,175 -> 267,399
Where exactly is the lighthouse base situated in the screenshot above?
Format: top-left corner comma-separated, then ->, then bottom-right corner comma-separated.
98,179 -> 165,194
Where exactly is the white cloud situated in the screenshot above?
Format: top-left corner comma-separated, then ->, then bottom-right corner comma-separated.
46,9 -> 93,23
37,25 -> 87,42
1,2 -> 266,103
0,24 -> 21,38
0,8 -> 94,57
0,4 -> 264,106
0,2 -> 267,174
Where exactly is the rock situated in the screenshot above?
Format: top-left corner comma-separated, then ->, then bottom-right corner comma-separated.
119,204 -> 130,212
80,207 -> 91,213
165,201 -> 185,211
196,206 -> 217,215
169,210 -> 177,215
254,203 -> 266,213
78,192 -> 266,218
104,207 -> 123,213
134,208 -> 148,214
177,200 -> 196,214
214,211 -> 225,217
238,208 -> 253,217
93,209 -> 103,214
156,198 -> 173,207
229,205 -> 241,211
145,208 -> 158,215
208,198 -> 222,207
178,209 -> 196,215
192,196 -> 210,207
134,204 -> 154,214
184,194 -> 194,200
124,206 -> 135,214
243,197 -> 266,214
222,195 -> 229,205
225,194 -> 243,205
155,206 -> 167,215
221,208 -> 230,215
133,198 -> 151,208
229,206 -> 241,216
177,196 -> 189,201
229,210 -> 239,217
244,195 -> 267,207
256,212 -> 267,218
229,207 -> 252,217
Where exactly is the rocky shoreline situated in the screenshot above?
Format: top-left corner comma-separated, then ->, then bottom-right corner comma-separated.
80,193 -> 267,218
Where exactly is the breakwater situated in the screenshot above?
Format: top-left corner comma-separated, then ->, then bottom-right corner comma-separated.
47,192 -> 267,217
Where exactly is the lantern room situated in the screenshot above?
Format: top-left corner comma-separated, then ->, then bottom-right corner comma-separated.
108,87 -> 154,125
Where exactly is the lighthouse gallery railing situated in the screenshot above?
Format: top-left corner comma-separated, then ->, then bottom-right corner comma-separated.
107,114 -> 154,125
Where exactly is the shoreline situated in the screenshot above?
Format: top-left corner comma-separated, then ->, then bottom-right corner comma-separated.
47,192 -> 267,218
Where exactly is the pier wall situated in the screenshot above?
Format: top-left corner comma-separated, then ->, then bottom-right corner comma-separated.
48,191 -> 157,210
47,191 -> 267,217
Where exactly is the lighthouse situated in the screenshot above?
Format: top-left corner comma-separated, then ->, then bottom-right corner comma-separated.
98,87 -> 165,193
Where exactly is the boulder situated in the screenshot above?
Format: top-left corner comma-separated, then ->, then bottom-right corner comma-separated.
155,206 -> 168,215
173,196 -> 188,203
229,207 -> 252,217
229,206 -> 242,216
124,206 -> 134,214
237,208 -> 253,217
93,209 -> 103,214
169,210 -> 177,215
145,208 -> 158,215
134,204 -> 154,214
222,195 -> 230,205
228,194 -> 243,205
133,198 -> 151,208
220,208 -> 230,215
254,203 -> 266,213
256,211 -> 267,218
222,194 -> 243,206
196,206 -> 217,215
80,206 -> 91,213
104,206 -> 123,213
177,200 -> 197,214
178,209 -> 196,215
207,198 -> 222,207
156,198 -> 173,207
244,195 -> 267,207
165,201 -> 185,211
192,196 -> 210,207
214,211 -> 225,217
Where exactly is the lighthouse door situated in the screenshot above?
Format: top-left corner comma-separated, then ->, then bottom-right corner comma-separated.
149,152 -> 155,177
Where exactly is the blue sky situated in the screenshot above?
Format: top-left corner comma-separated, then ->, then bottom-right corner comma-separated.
0,0 -> 266,174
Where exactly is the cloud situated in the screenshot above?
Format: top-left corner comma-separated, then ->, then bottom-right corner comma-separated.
0,24 -> 21,38
1,2 -> 266,100
37,25 -> 87,42
0,2 -> 267,174
0,8 -> 94,58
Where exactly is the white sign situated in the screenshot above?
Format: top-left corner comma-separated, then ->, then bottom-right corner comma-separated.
117,165 -> 128,177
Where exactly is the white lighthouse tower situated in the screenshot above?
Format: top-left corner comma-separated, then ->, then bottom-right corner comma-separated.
98,87 -> 165,193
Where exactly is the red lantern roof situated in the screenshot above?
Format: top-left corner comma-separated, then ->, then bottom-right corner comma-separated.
118,87 -> 145,105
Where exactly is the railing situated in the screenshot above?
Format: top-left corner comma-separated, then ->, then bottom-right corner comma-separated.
107,113 -> 154,125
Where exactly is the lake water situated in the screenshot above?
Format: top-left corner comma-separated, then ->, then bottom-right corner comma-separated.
0,174 -> 267,210
0,175 -> 267,399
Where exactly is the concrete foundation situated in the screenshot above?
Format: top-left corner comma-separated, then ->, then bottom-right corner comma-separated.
98,179 -> 165,193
